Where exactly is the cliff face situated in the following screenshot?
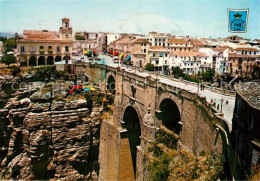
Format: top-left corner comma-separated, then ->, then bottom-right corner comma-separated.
0,81 -> 101,180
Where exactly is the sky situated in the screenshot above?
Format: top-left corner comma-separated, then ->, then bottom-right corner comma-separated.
0,0 -> 260,39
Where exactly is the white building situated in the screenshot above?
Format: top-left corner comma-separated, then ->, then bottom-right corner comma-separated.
106,33 -> 122,46
146,32 -> 168,47
146,46 -> 170,74
169,51 -> 202,75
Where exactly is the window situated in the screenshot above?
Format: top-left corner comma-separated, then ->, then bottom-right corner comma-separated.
191,63 -> 193,66
180,48 -> 182,51
156,60 -> 159,65
205,58 -> 207,60
159,53 -> 163,57
155,43 -> 157,46
165,60 -> 167,64
31,46 -> 35,52
184,63 -> 187,66
65,46 -> 69,52
48,46 -> 52,50
254,51 -> 256,55
65,22 -> 68,27
165,53 -> 168,57
57,46 -> 60,52
163,43 -> 165,47
159,43 -> 161,46
21,46 -> 25,52
153,53 -> 155,57
144,49 -> 146,53
115,36 -> 117,39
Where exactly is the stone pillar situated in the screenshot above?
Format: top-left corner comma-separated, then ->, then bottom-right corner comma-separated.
27,57 -> 29,67
45,56 -> 47,66
136,107 -> 157,181
36,57 -> 39,67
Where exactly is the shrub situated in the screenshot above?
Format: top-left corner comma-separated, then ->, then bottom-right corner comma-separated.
11,66 -> 21,76
148,153 -> 170,181
144,63 -> 155,71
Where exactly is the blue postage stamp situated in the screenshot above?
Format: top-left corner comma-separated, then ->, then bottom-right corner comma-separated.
228,9 -> 249,33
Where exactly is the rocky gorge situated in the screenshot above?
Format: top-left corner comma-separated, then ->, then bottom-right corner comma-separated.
0,76 -> 110,180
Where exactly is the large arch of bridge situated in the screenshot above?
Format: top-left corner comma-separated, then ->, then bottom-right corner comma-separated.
121,103 -> 142,177
156,92 -> 183,134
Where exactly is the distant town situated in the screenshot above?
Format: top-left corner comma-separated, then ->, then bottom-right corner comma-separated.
0,17 -> 260,181
0,18 -> 259,88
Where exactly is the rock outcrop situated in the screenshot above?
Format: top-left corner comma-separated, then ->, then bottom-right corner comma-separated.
0,81 -> 102,180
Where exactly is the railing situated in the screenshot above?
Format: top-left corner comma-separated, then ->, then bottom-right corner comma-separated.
30,51 -> 36,54
142,69 -> 236,96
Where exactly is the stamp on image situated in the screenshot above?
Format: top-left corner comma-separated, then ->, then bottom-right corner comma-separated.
228,8 -> 249,33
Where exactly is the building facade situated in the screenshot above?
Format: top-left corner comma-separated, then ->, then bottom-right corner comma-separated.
17,18 -> 73,66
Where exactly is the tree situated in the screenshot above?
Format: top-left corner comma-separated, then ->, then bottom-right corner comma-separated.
1,54 -> 16,67
11,66 -> 21,76
145,63 -> 155,71
251,65 -> 260,79
3,38 -> 16,52
171,67 -> 185,78
75,36 -> 86,40
201,69 -> 215,82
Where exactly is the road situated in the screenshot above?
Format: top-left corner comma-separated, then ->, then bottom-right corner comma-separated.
79,54 -> 235,130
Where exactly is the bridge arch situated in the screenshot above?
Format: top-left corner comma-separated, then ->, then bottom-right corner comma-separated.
121,105 -> 142,177
106,71 -> 116,94
156,92 -> 182,134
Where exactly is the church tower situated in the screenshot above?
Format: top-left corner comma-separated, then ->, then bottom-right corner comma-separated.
59,17 -> 73,40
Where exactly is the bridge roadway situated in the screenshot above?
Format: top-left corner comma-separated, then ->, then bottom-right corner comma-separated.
80,54 -> 235,131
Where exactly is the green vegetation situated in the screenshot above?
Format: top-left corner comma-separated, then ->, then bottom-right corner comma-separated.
0,54 -> 16,67
148,153 -> 171,181
171,67 -> 185,78
251,65 -> 260,79
11,66 -> 21,76
201,69 -> 215,82
144,63 -> 155,71
75,36 -> 86,40
0,33 -> 21,52
34,65 -> 65,80
147,127 -> 225,181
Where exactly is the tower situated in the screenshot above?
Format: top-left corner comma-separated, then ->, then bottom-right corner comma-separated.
62,18 -> 70,29
59,18 -> 73,40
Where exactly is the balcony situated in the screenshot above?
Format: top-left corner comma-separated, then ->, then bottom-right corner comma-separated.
20,51 -> 26,55
48,50 -> 53,54
30,51 -> 36,54
39,49 -> 45,55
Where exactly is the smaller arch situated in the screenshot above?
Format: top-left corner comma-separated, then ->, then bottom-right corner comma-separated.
38,56 -> 45,66
29,56 -> 37,66
55,55 -> 61,62
107,75 -> 116,95
47,56 -> 54,65
158,98 -> 182,134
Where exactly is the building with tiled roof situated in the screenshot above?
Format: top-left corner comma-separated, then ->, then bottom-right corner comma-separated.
231,81 -> 260,179
227,46 -> 260,77
167,38 -> 193,52
17,18 -> 73,66
146,46 -> 170,73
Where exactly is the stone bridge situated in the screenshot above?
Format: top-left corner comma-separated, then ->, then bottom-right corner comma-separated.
74,64 -> 232,181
